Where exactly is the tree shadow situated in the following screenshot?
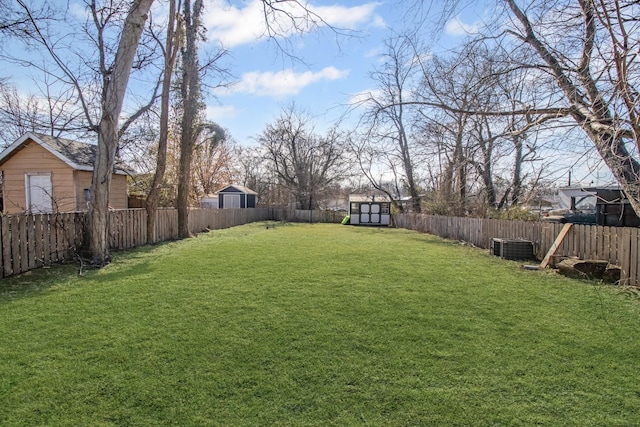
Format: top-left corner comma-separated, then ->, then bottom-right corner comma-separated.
0,242 -> 170,303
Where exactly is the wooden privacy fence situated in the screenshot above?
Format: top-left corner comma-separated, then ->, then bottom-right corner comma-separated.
1,207 -> 273,278
272,208 -> 346,224
1,213 -> 84,279
0,207 -> 344,279
393,213 -> 640,286
107,207 -> 275,249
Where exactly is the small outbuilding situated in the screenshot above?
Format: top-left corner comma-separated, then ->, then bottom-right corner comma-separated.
0,132 -> 129,214
200,195 -> 218,209
348,194 -> 391,226
555,186 -> 640,227
594,188 -> 640,227
216,184 -> 257,209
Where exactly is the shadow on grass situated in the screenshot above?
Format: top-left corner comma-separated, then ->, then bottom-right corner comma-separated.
0,263 -> 81,302
0,241 -> 172,303
400,230 -> 478,248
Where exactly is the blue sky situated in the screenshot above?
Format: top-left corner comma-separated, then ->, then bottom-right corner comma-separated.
0,0 -> 612,186
199,0 -> 483,145
198,0 -> 613,186
0,0 -> 485,147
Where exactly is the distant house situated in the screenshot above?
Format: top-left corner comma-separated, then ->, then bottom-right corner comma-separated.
215,184 -> 257,209
0,132 -> 129,214
552,186 -> 640,227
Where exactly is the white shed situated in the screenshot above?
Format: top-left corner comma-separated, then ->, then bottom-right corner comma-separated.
348,194 -> 391,226
200,195 -> 218,209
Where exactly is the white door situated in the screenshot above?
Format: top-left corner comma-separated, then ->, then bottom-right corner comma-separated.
370,203 -> 380,223
360,203 -> 370,223
224,194 -> 241,209
26,173 -> 53,213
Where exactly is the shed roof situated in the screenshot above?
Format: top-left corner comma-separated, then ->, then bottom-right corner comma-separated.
215,184 -> 257,195
349,194 -> 391,203
0,132 -> 130,175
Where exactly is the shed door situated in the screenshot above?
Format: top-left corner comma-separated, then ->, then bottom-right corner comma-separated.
360,203 -> 370,223
26,173 -> 53,213
223,194 -> 241,209
358,203 -> 383,224
370,203 -> 380,223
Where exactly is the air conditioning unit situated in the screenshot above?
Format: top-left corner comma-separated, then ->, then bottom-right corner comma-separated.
491,238 -> 534,261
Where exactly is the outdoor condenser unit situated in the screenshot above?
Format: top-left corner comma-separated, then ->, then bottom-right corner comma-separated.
490,238 -> 535,261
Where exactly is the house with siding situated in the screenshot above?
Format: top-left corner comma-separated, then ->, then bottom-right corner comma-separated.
0,132 -> 129,214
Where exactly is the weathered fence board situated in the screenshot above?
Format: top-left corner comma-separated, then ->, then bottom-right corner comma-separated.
11,216 -> 21,274
0,207 -> 279,279
3,216 -> 12,276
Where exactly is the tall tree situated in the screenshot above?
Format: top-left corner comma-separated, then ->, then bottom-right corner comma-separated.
176,0 -> 203,239
12,0 -> 157,265
352,35 -> 424,212
146,0 -> 181,244
90,0 -> 156,265
413,0 -> 640,213
503,0 -> 640,214
189,123 -> 231,203
259,105 -> 348,210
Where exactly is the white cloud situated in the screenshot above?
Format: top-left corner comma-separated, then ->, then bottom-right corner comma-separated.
364,46 -> 383,58
69,2 -> 90,19
348,88 -> 383,107
313,3 -> 384,29
444,16 -> 479,36
204,0 -> 383,47
204,2 -> 265,48
206,105 -> 237,121
218,66 -> 349,99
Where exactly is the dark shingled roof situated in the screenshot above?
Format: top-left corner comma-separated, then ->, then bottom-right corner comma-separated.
33,132 -> 97,169
1,132 -> 131,175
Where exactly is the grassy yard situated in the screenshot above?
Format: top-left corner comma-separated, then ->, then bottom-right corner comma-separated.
1,222 -> 640,426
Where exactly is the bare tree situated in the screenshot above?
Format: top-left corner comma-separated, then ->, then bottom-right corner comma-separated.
9,0 -> 159,265
348,131 -> 409,212
146,0 -> 181,243
0,75 -> 88,147
0,85 -> 43,145
189,123 -> 233,203
259,104 -> 349,210
90,0 -> 156,265
0,1 -> 52,41
235,145 -> 289,207
502,0 -> 640,214
176,0 -> 203,238
414,48 -> 484,215
353,35 -> 424,212
405,0 -> 640,213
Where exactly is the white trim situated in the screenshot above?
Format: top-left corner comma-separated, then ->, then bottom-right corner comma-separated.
215,184 -> 258,195
0,133 -> 86,170
0,132 -> 127,175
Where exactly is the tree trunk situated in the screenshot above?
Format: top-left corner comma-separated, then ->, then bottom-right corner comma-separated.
177,0 -> 203,239
89,0 -> 154,266
481,146 -> 496,208
453,121 -> 466,216
511,134 -> 523,206
146,0 -> 179,244
505,0 -> 640,216
397,102 -> 421,213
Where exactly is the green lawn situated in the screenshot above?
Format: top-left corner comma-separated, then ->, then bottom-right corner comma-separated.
1,222 -> 640,426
